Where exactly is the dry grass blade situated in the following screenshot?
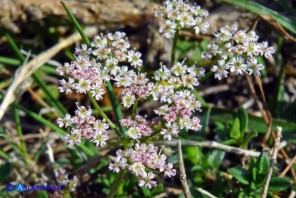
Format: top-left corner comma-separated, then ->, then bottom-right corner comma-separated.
261,127 -> 282,198
178,140 -> 191,198
0,27 -> 98,121
158,140 -> 260,157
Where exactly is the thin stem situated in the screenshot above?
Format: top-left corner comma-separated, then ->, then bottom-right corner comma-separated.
106,82 -> 125,134
178,140 -> 192,198
261,127 -> 282,198
107,170 -> 126,198
13,102 -> 28,164
131,99 -> 138,120
60,1 -> 91,45
87,92 -> 122,138
171,28 -> 179,67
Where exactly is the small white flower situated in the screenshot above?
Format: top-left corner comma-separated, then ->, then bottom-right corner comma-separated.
126,127 -> 141,140
127,50 -> 143,68
122,93 -> 136,108
247,58 -> 265,76
91,131 -> 109,147
129,162 -> 145,176
138,172 -> 157,189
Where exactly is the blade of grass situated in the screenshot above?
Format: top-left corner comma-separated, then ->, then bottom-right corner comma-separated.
0,56 -> 57,75
13,103 -> 93,156
222,0 -> 296,34
13,102 -> 28,159
61,1 -> 125,134
5,33 -> 67,116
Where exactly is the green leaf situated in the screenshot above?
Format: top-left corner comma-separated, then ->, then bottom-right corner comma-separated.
269,177 -> 292,192
242,130 -> 258,148
222,139 -> 237,145
252,167 -> 257,181
230,117 -> 241,140
256,152 -> 270,175
228,166 -> 251,185
200,107 -> 211,135
0,162 -> 12,184
222,0 -> 296,34
206,150 -> 225,170
38,191 -> 48,198
237,107 -> 248,135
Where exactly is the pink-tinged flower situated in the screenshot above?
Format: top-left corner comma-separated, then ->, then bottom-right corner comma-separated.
138,172 -> 157,189
259,41 -> 275,59
58,78 -> 74,94
160,123 -> 179,141
55,169 -> 69,185
65,129 -> 81,146
190,116 -> 202,131
162,163 -> 176,177
91,131 -> 109,147
83,127 -> 94,139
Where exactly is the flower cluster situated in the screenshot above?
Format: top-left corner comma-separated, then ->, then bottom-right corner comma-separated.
147,62 -> 203,140
57,104 -> 110,147
121,115 -> 153,140
57,32 -> 143,101
155,0 -> 209,38
202,24 -> 275,79
109,143 -> 176,189
55,169 -> 78,192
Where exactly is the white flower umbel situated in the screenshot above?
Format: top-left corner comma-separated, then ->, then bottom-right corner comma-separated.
202,24 -> 275,79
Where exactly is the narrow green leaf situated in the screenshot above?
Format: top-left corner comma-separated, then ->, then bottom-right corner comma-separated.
242,130 -> 258,148
206,150 -> 225,170
237,107 -> 248,135
0,162 -> 12,184
252,167 -> 257,181
200,107 -> 211,135
60,1 -> 90,45
269,177 -> 292,192
230,117 -> 241,140
38,191 -> 48,198
222,0 -> 296,34
256,152 -> 270,175
228,166 -> 251,185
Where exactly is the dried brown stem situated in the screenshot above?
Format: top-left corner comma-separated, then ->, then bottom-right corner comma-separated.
196,188 -> 218,198
178,140 -> 191,198
0,27 -> 98,121
157,140 -> 260,157
280,155 -> 296,177
261,126 -> 282,198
